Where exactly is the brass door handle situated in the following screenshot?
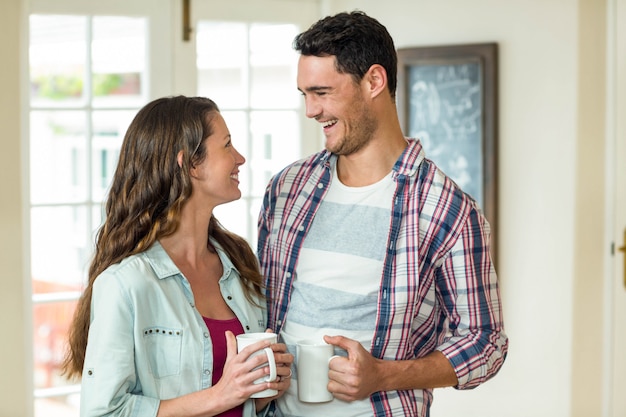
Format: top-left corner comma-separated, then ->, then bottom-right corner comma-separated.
617,229 -> 626,288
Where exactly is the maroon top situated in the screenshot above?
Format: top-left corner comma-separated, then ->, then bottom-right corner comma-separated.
203,316 -> 246,417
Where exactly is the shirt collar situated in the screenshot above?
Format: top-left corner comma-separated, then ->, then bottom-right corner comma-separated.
392,138 -> 424,178
143,239 -> 238,281
322,138 -> 425,178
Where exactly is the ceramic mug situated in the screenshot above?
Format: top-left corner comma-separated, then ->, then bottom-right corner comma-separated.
296,339 -> 337,403
236,332 -> 278,398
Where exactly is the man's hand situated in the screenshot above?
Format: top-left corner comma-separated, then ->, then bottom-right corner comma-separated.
323,335 -> 383,402
323,334 -> 459,403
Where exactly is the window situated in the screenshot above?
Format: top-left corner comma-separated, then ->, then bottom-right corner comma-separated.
29,13 -> 149,415
27,5 -> 310,416
196,21 -> 301,247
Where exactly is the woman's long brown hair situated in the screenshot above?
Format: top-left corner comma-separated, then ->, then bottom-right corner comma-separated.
62,96 -> 264,379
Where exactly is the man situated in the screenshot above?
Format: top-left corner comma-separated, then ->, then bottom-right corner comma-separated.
258,10 -> 508,417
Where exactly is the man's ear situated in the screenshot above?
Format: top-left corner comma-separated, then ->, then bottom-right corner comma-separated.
365,64 -> 388,98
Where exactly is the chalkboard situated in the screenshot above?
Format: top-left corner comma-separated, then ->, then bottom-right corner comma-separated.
397,43 -> 498,264
407,61 -> 483,203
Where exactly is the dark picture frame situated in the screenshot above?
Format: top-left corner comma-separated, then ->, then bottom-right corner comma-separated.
396,43 -> 499,265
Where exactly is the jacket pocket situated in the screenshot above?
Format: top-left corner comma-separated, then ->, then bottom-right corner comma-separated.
142,326 -> 182,378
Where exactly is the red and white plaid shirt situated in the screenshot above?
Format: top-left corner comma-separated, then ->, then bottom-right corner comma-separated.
258,138 -> 508,416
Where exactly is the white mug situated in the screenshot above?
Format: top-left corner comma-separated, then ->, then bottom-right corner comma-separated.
236,332 -> 278,398
296,339 -> 336,403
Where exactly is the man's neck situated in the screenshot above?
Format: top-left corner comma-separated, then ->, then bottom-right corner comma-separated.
336,136 -> 407,187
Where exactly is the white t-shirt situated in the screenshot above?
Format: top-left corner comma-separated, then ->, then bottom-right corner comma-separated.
277,162 -> 395,417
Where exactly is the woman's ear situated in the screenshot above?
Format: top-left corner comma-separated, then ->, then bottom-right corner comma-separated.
180,150 -> 200,178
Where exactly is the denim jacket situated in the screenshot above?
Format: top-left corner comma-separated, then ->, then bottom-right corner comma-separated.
80,240 -> 268,417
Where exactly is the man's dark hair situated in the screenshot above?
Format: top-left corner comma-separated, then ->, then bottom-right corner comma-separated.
293,10 -> 398,98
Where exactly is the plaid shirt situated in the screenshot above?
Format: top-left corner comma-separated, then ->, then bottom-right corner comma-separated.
258,139 -> 508,416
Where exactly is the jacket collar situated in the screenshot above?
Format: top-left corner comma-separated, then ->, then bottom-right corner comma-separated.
142,239 -> 237,281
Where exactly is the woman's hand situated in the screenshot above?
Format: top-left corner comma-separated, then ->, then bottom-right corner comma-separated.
255,331 -> 294,411
211,331 -> 278,411
157,331 -> 276,416
271,339 -> 294,396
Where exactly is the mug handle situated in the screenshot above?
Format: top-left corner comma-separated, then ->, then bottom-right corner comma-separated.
262,347 -> 277,382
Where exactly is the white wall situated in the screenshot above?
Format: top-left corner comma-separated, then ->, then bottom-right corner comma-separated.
0,0 -> 32,416
328,0 -> 606,416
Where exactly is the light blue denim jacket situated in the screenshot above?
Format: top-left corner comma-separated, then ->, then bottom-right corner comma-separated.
80,240 -> 268,417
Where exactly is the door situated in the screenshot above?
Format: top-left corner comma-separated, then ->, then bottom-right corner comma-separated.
609,0 -> 626,415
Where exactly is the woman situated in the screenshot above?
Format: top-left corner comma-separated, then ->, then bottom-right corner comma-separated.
62,95 -> 293,416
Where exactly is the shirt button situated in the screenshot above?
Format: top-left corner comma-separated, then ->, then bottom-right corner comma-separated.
317,183 -> 324,188
286,272 -> 291,278
204,332 -> 209,338
227,295 -> 233,300
204,369 -> 211,375
297,225 -> 304,232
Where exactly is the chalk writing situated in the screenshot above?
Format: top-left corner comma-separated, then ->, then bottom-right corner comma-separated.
408,62 -> 483,205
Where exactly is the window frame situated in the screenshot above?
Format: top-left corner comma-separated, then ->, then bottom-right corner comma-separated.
27,1 -> 173,412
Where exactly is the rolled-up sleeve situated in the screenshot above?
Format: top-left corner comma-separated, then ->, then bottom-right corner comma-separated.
435,209 -> 508,389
